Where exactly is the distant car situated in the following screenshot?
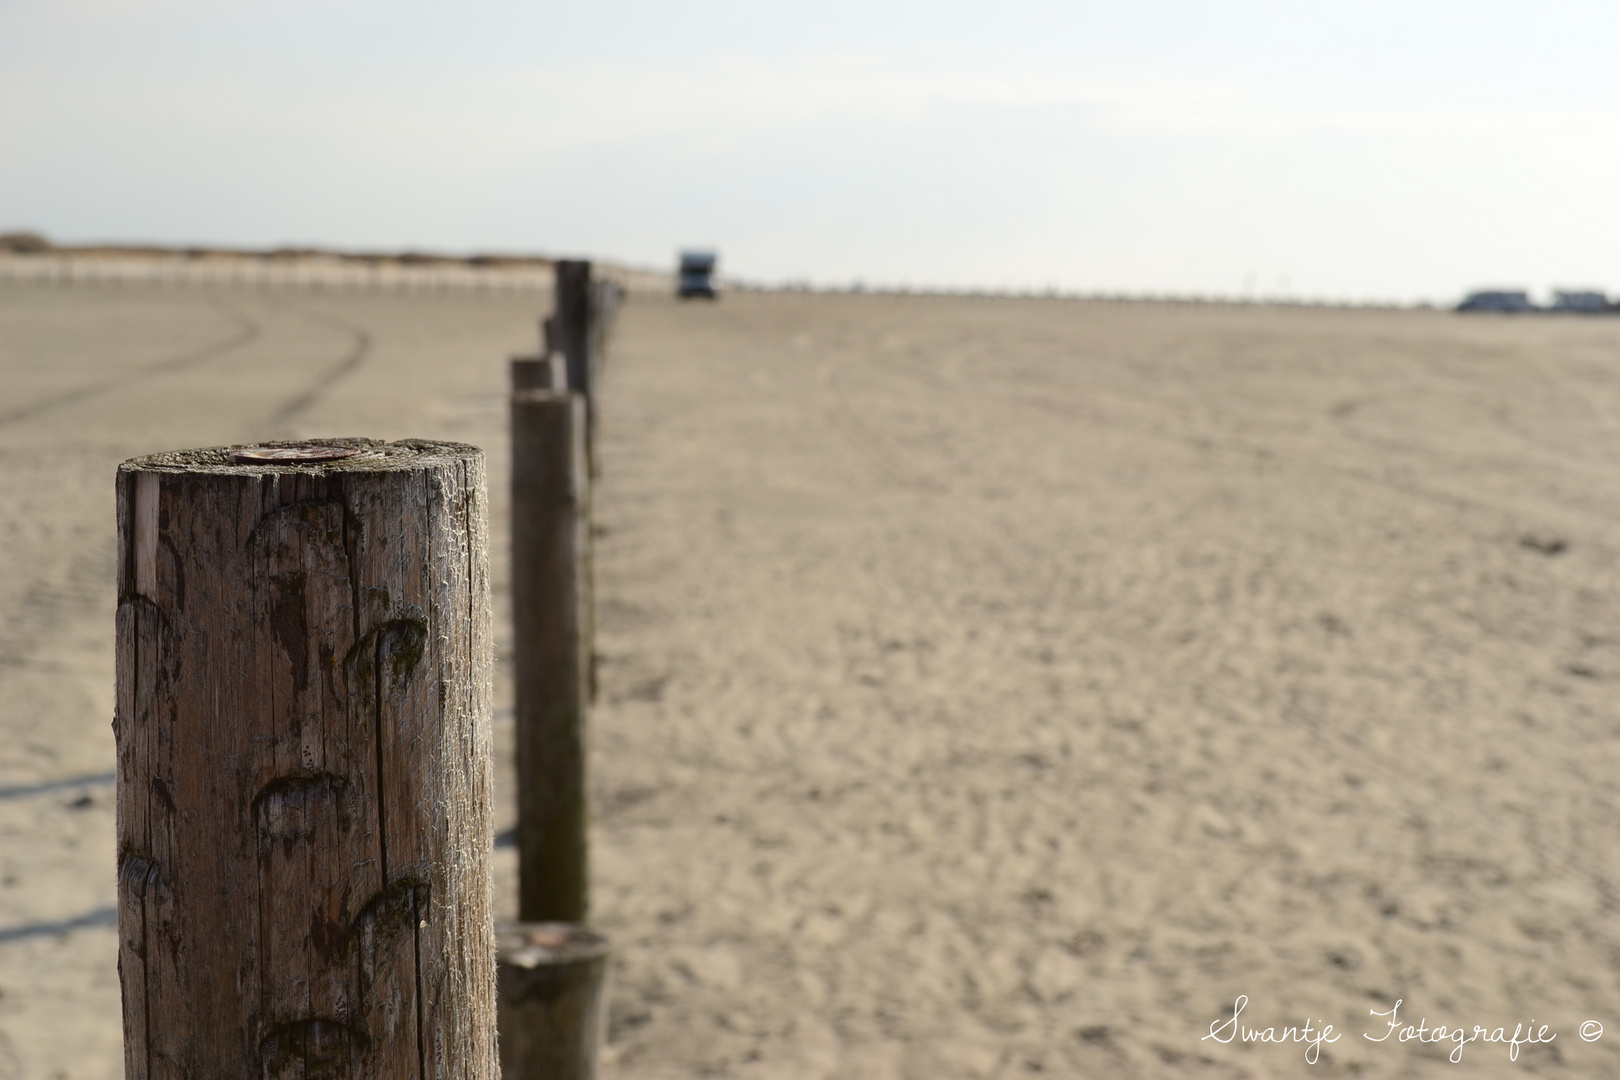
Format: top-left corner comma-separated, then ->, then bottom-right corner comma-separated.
1456,290 -> 1534,313
1550,290 -> 1610,313
677,250 -> 718,300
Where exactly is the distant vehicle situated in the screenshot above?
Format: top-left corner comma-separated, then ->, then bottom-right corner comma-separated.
677,250 -> 718,299
1456,290 -> 1534,313
1550,290 -> 1610,313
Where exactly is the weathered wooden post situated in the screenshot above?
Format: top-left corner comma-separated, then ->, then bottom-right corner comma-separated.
501,366 -> 608,1078
497,924 -> 612,1080
550,263 -> 627,479
508,380 -> 590,921
510,353 -> 568,393
588,279 -> 625,375
551,261 -> 593,410
115,438 -> 497,1080
508,348 -> 590,705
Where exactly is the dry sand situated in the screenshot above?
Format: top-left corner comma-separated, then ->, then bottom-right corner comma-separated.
2,281 -> 1619,1079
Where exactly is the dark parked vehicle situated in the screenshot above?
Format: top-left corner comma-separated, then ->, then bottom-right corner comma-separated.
1551,290 -> 1610,313
1456,290 -> 1534,313
677,250 -> 718,299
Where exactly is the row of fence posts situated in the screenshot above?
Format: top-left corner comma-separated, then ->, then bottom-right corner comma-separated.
112,259 -> 625,1078
498,261 -> 623,1078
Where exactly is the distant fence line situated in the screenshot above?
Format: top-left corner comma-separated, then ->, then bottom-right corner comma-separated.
1,256 -> 1419,307
0,255 -> 555,293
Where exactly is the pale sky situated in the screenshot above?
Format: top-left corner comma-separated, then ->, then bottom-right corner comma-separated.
3,0 -> 1618,301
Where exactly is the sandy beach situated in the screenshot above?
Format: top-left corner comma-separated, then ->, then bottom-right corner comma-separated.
2,279 -> 1619,1078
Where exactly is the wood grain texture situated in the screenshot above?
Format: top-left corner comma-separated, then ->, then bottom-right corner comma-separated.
510,392 -> 591,923
114,438 -> 496,1080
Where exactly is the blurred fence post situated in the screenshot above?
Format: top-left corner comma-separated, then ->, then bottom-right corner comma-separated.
502,362 -> 607,1079
550,261 -> 628,480
508,377 -> 591,922
497,924 -> 612,1080
511,353 -> 569,393
542,314 -> 559,358
589,278 -> 626,396
553,261 -> 594,416
114,438 -> 497,1079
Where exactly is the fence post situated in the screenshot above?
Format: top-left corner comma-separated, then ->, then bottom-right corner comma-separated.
511,353 -> 569,393
508,381 -> 591,921
115,438 -> 497,1080
552,261 -> 593,411
497,924 -> 612,1080
502,370 -> 607,1079
588,279 -> 624,375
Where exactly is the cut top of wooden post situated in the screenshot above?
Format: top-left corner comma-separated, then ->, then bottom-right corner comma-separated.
496,923 -> 611,973
123,437 -> 474,477
511,354 -> 569,393
115,437 -> 497,1080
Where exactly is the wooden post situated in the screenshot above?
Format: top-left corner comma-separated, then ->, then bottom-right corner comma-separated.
115,438 -> 497,1080
496,924 -> 611,1080
510,390 -> 590,922
511,354 -> 568,393
550,263 -> 628,479
551,261 -> 593,409
588,279 -> 625,375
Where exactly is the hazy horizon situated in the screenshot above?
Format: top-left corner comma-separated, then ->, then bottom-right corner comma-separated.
4,0 -> 1618,303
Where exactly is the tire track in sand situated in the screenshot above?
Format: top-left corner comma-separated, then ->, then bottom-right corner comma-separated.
0,298 -> 367,693
261,303 -> 373,437
0,298 -> 261,428
0,297 -> 263,683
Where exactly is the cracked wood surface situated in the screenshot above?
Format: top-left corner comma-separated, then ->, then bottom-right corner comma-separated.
115,439 -> 495,1079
